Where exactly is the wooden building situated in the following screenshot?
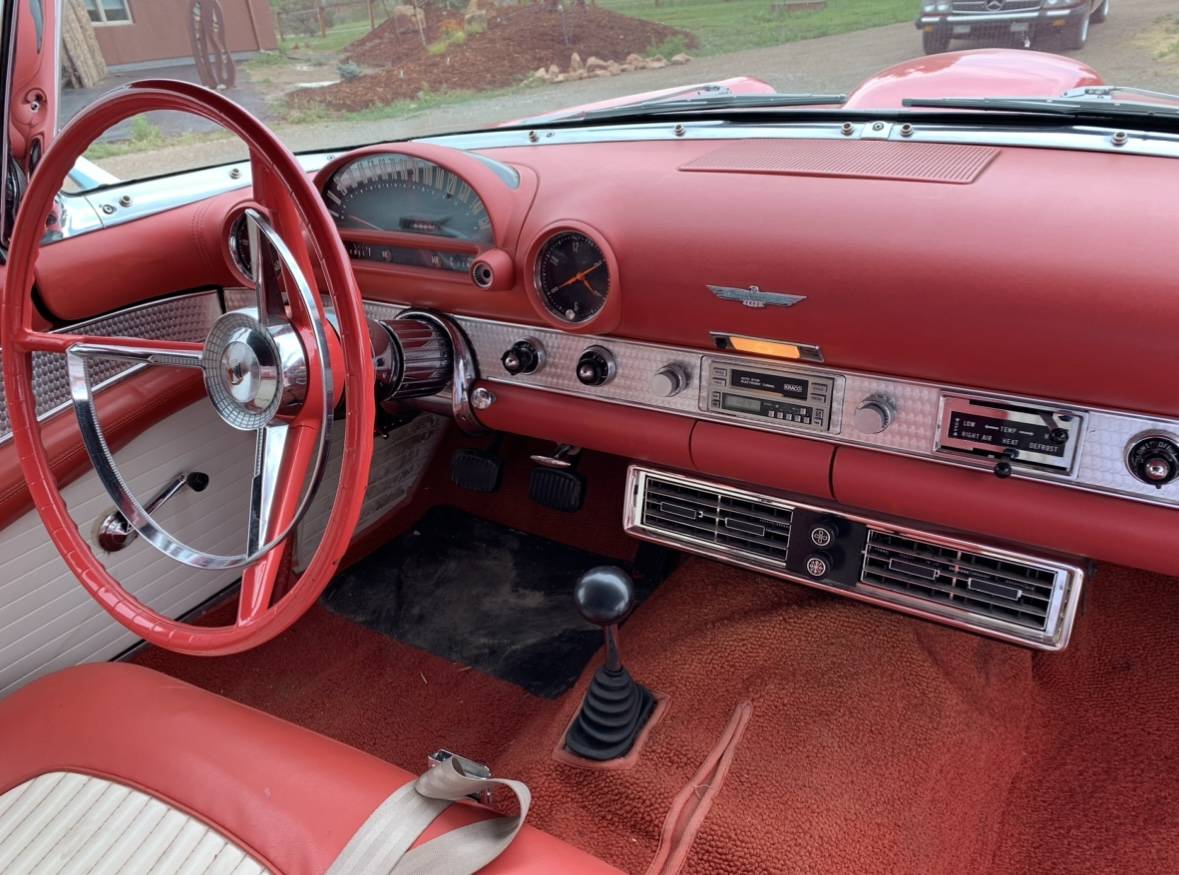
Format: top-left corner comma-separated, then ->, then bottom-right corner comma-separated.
87,0 -> 278,68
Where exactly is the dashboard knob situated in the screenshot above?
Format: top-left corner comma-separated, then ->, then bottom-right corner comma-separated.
502,339 -> 543,375
651,364 -> 688,398
853,395 -> 896,435
1127,434 -> 1179,488
809,518 -> 841,548
576,346 -> 616,387
804,551 -> 833,579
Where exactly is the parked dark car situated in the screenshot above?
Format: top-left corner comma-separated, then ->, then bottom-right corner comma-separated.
917,0 -> 1109,54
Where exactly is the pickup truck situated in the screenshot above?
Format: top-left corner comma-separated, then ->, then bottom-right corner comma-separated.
917,0 -> 1108,54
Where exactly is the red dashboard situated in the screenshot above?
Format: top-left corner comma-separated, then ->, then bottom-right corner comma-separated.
26,134 -> 1179,584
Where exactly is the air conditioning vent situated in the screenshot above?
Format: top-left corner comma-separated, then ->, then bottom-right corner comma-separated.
862,531 -> 1062,632
639,474 -> 792,566
625,466 -> 1084,651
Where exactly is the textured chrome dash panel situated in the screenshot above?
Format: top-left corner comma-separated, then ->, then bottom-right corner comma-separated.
0,292 -> 222,442
454,314 -> 1179,511
460,317 -> 710,418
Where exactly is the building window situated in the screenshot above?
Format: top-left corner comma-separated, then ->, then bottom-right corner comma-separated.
85,0 -> 132,25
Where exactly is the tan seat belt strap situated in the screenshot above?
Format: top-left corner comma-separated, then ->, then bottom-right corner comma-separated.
326,757 -> 532,875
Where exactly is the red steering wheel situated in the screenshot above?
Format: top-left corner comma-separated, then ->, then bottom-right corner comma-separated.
1,81 -> 375,655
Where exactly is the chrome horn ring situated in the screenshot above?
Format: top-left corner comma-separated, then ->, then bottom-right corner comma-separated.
66,210 -> 333,570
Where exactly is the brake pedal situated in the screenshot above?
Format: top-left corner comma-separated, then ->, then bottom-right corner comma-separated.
529,466 -> 585,512
450,448 -> 503,493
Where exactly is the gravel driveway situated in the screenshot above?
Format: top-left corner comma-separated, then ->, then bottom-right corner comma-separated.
94,0 -> 1179,179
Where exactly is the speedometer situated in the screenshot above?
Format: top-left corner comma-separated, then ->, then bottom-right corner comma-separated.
322,154 -> 493,246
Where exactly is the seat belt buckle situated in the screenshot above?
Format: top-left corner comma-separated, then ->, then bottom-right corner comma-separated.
427,749 -> 494,805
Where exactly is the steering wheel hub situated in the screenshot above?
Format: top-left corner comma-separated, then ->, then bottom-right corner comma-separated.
202,310 -> 307,430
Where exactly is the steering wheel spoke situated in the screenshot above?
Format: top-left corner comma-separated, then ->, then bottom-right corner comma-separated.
21,330 -> 205,366
238,412 -> 320,625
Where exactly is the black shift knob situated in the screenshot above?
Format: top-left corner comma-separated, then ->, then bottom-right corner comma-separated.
574,566 -> 634,627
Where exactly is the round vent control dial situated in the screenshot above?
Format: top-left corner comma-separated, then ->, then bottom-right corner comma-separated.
576,346 -> 616,387
502,339 -> 543,375
853,395 -> 896,435
1127,433 -> 1179,488
651,364 -> 688,398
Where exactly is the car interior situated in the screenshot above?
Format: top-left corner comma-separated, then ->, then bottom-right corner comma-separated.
1,0 -> 1178,873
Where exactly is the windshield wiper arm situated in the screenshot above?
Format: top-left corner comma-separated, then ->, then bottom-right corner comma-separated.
903,96 -> 1179,121
568,93 -> 847,124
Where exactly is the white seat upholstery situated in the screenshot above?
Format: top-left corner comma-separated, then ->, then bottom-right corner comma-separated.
0,772 -> 268,875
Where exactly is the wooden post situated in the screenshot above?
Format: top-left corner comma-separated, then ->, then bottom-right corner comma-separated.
368,0 -> 376,31
316,0 -> 326,38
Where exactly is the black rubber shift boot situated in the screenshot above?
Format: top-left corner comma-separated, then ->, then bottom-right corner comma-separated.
564,665 -> 656,761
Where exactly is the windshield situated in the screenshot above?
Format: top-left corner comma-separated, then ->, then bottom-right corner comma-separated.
57,0 -> 1166,188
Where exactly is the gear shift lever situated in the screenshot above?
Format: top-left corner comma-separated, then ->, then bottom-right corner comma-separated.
565,566 -> 655,761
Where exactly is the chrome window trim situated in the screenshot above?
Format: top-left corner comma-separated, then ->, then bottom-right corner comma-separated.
624,465 -> 1085,650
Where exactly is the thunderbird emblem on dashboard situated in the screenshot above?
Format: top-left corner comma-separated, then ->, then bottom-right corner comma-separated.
707,284 -> 807,309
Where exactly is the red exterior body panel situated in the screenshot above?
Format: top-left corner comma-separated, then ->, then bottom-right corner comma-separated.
844,49 -> 1104,110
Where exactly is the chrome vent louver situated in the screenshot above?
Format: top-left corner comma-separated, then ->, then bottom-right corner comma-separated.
641,476 -> 791,565
861,531 -> 1061,632
625,467 -> 1083,651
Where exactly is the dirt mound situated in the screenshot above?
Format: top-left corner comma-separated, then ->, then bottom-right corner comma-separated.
289,5 -> 693,113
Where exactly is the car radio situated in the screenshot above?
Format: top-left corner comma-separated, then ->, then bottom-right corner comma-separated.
700,358 -> 839,433
936,394 -> 1082,473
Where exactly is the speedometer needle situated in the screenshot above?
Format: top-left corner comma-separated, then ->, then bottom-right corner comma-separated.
345,215 -> 383,231
555,260 -> 604,290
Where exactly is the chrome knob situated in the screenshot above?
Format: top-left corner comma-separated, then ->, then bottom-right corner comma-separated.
651,364 -> 688,398
853,395 -> 895,435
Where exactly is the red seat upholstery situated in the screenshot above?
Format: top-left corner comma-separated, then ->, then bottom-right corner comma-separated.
0,663 -> 619,875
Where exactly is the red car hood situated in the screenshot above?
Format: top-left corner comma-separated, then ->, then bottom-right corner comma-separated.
498,49 -> 1179,124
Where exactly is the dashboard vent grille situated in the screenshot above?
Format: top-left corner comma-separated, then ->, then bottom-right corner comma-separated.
625,467 -> 1082,651
680,141 -> 999,185
640,475 -> 792,566
861,531 -> 1060,631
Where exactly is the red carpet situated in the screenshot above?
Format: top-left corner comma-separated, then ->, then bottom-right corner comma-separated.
134,555 -> 1179,874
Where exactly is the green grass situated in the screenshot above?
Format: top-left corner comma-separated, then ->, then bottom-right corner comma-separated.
279,86 -> 499,126
1148,15 -> 1179,61
278,19 -> 376,54
599,0 -> 913,56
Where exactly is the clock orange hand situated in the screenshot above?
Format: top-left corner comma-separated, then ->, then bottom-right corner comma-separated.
555,260 -> 604,290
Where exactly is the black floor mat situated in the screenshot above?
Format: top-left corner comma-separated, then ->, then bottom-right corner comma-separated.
321,506 -> 669,698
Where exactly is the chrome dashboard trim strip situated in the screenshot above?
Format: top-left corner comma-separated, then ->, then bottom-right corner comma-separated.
422,119 -> 1179,161
451,312 -> 1179,510
623,465 -> 1085,651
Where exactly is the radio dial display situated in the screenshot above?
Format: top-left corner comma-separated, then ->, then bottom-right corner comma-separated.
729,369 -> 809,400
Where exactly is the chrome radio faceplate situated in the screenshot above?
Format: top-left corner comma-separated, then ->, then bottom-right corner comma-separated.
699,357 -> 842,433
